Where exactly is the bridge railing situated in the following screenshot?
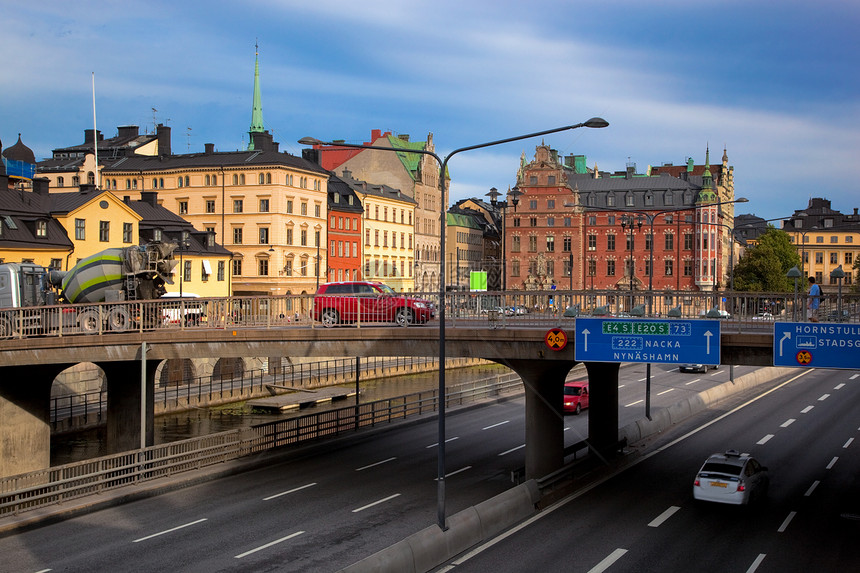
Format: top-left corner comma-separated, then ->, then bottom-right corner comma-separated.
1,290 -> 857,342
0,372 -> 522,517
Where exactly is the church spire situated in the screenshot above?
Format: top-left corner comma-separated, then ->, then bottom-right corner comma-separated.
248,41 -> 264,150
697,145 -> 717,203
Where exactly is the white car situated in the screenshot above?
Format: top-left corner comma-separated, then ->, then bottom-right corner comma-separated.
160,292 -> 207,326
693,450 -> 769,505
752,312 -> 774,321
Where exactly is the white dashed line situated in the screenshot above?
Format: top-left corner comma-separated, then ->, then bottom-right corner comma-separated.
234,531 -> 304,558
657,388 -> 675,396
625,400 -> 644,407
801,406 -> 814,414
684,378 -> 702,386
781,419 -> 796,428
133,518 -> 208,543
844,438 -> 854,449
777,511 -> 797,533
426,437 -> 459,448
352,494 -> 401,513
498,445 -> 525,456
264,482 -> 317,500
804,481 -> 820,497
850,374 -> 859,380
834,383 -> 846,390
827,456 -> 839,469
356,458 -> 396,472
648,506 -> 680,527
435,466 -> 472,480
757,434 -> 774,445
746,554 -> 767,572
819,394 -> 830,401
482,421 -> 510,430
588,548 -> 628,573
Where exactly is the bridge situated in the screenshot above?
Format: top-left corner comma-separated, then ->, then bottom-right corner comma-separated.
1,290 -> 856,481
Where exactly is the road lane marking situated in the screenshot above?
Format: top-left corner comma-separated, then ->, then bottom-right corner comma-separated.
618,384 -> 626,389
801,406 -> 814,413
684,378 -> 702,385
851,374 -> 859,380
624,400 -> 644,407
844,438 -> 854,449
482,420 -> 510,430
804,481 -> 820,497
746,554 -> 767,572
352,493 -> 401,513
780,419 -> 796,428
637,378 -> 647,382
426,437 -> 459,448
819,394 -> 830,401
498,444 -> 525,456
777,511 -> 797,533
234,531 -> 304,558
435,466 -> 472,480
657,388 -> 675,396
647,506 -> 680,527
133,518 -> 208,543
34,570 -> 52,573
356,458 -> 396,472
827,456 -> 839,469
588,548 -> 628,573
264,482 -> 317,500
757,434 -> 774,445
834,383 -> 846,390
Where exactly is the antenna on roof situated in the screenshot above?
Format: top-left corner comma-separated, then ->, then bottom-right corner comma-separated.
151,108 -> 158,133
92,72 -> 100,189
186,127 -> 192,151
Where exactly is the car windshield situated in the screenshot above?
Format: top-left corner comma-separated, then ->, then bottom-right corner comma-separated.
564,386 -> 583,396
700,462 -> 742,476
377,284 -> 396,295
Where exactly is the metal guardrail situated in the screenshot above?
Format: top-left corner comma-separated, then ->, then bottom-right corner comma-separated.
1,373 -> 522,517
1,289 -> 857,342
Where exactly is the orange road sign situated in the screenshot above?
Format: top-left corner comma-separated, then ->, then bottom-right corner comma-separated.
795,350 -> 812,365
545,328 -> 568,351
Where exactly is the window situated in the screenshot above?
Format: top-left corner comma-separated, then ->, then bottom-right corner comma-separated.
644,193 -> 653,206
233,199 -> 243,213
57,176 -> 64,187
665,214 -> 673,224
530,217 -> 537,227
815,252 -> 823,264
564,217 -> 571,227
529,200 -> 537,210
182,260 -> 191,282
259,199 -> 269,213
529,176 -> 537,185
284,259 -> 292,276
99,221 -> 109,242
830,236 -> 838,243
665,191 -> 674,205
565,236 -> 574,252
684,260 -> 693,276
259,227 -> 269,244
563,258 -> 572,277
33,220 -> 47,238
645,233 -> 652,251
217,261 -> 225,281
50,258 -> 62,269
846,252 -> 854,264
588,259 -> 596,278
286,228 -> 293,245
547,176 -> 556,185
301,202 -> 307,216
232,259 -> 242,276
233,227 -> 243,244
528,236 -> 537,252
829,252 -> 838,264
546,235 -> 555,252
123,222 -> 133,243
665,233 -> 674,250
588,216 -> 596,226
644,259 -> 651,277
315,204 -> 321,218
607,260 -> 615,276
547,199 -> 555,209
259,173 -> 265,185
547,217 -> 555,227
684,233 -> 694,250
301,229 -> 307,246
512,260 -> 520,277
816,236 -> 824,243
607,234 -> 616,251
625,194 -> 634,207
178,201 -> 188,215
206,200 -> 215,213
511,236 -> 521,252
258,259 -> 269,276
587,235 -> 596,251
286,200 -> 293,214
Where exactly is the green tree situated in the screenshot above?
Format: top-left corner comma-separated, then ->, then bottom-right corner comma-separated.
853,256 -> 860,293
732,227 -> 801,292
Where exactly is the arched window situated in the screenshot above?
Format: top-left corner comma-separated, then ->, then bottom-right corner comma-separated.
72,175 -> 80,186
178,177 -> 183,188
87,171 -> 95,185
57,176 -> 64,187
233,174 -> 238,185
205,175 -> 211,186
266,172 -> 272,184
184,176 -> 190,187
153,178 -> 158,188
259,173 -> 265,185
240,174 -> 245,185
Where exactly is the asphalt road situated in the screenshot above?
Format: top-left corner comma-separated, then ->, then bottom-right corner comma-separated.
436,367 -> 860,573
2,364 -> 763,572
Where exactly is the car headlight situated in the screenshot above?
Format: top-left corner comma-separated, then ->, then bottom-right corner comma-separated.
414,302 -> 426,308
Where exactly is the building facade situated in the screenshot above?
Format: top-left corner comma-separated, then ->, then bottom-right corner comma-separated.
325,175 -> 364,284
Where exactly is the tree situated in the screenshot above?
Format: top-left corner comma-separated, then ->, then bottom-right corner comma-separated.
732,227 -> 801,292
853,256 -> 860,293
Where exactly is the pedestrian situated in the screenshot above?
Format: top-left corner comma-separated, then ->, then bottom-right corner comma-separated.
807,276 -> 821,322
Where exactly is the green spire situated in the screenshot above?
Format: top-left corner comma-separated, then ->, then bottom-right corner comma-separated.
248,41 -> 264,150
697,145 -> 717,203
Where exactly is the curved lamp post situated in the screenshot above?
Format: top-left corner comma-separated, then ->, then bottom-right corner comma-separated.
486,185 -> 522,291
300,117 -> 608,530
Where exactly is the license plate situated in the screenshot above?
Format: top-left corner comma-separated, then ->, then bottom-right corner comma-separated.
710,481 -> 727,488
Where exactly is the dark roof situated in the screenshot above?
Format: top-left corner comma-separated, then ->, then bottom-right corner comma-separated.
126,194 -> 231,257
101,149 -> 329,175
782,197 -> 860,232
0,188 -> 73,251
565,171 -> 704,211
337,171 -> 417,206
2,134 -> 35,164
327,175 -> 364,214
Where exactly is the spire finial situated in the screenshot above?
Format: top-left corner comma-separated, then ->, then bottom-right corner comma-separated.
248,41 -> 264,149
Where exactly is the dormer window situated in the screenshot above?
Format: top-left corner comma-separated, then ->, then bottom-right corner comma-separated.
36,220 -> 47,238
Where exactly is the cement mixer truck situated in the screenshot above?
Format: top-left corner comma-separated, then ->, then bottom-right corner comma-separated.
0,242 -> 177,336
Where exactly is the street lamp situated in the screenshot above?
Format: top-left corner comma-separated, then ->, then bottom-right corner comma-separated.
831,264 -> 845,321
486,186 -> 522,291
177,237 -> 190,297
299,116 -> 608,530
787,265 -> 802,321
620,213 -> 643,310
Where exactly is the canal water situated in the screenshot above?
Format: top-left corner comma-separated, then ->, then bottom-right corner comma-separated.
50,363 -> 513,466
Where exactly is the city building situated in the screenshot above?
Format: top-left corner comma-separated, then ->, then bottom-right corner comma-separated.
337,169 -> 416,292
782,198 -> 859,290
309,130 -> 445,292
507,144 -> 738,303
325,175 -> 364,285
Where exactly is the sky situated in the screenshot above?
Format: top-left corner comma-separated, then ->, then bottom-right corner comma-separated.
1,0 -> 858,223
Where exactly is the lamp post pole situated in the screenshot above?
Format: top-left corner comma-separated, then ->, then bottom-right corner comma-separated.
299,117 -> 609,531
486,186 -> 521,291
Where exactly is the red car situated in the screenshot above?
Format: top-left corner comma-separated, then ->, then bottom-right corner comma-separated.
312,281 -> 435,327
563,381 -> 589,414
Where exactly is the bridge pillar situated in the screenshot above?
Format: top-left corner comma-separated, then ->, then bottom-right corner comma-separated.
0,365 -> 68,477
584,362 -> 620,456
506,359 -> 576,480
99,360 -> 159,454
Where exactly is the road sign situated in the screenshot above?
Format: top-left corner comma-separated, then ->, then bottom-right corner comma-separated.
574,317 -> 721,364
773,322 -> 860,369
545,328 -> 568,351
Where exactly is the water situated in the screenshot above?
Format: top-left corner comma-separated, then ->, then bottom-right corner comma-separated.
50,363 -> 512,466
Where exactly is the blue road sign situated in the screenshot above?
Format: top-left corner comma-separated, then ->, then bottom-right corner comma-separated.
574,317 -> 721,365
773,322 -> 860,369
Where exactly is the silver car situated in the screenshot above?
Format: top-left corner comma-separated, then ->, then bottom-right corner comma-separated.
693,450 -> 769,505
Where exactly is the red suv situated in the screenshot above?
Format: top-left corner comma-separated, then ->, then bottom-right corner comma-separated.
312,281 -> 435,327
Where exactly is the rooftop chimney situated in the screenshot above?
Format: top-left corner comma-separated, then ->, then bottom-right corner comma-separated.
117,125 -> 140,140
156,124 -> 172,156
140,191 -> 159,207
204,143 -> 215,154
32,177 -> 51,196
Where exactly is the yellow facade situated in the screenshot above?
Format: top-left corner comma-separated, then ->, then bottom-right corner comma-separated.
792,228 -> 858,291
163,251 -> 231,298
358,191 -> 415,292
0,245 -> 71,270
53,191 -> 142,265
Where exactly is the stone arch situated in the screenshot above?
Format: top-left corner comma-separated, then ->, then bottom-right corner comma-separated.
212,357 -> 245,382
158,359 -> 198,387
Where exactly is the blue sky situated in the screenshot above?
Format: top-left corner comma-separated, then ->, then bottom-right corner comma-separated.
2,0 -> 858,223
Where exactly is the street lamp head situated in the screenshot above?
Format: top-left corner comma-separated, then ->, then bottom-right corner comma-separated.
485,187 -> 500,206
786,266 -> 802,279
735,197 -> 749,203
583,117 -> 610,129
508,186 -> 523,209
298,137 -> 324,146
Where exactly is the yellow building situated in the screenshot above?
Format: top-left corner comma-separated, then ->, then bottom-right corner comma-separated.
783,198 -> 859,292
0,177 -> 73,269
340,170 -> 416,292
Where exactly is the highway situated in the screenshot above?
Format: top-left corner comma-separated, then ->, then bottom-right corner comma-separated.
438,367 -> 860,573
1,364 -> 779,572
